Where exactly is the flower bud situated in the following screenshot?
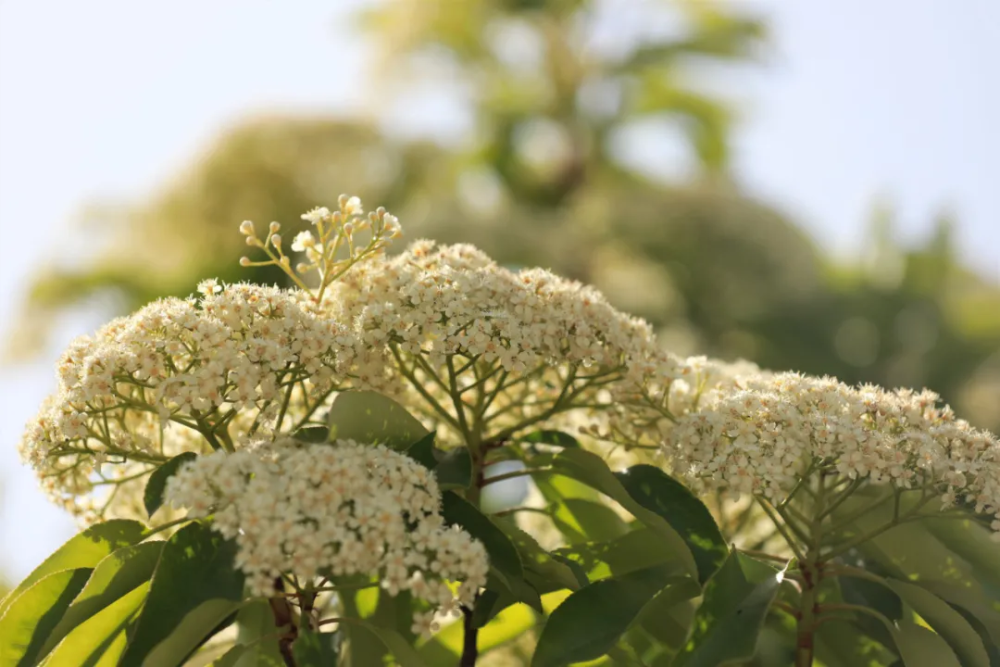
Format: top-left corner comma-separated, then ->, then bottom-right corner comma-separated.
271,234 -> 282,248
239,256 -> 251,266
269,221 -> 281,234
239,220 -> 255,236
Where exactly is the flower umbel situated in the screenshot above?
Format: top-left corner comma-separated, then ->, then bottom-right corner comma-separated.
164,438 -> 489,632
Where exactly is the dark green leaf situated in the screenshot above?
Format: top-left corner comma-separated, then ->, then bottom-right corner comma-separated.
293,628 -> 339,666
40,541 -> 163,657
555,527 -> 685,582
561,498 -> 629,543
327,390 -> 428,449
615,465 -> 726,584
404,431 -> 438,469
519,430 -> 579,449
0,519 -> 146,620
441,491 -> 523,581
120,522 -> 245,666
840,575 -> 903,622
293,425 -> 330,443
0,568 -> 92,666
531,566 -> 695,667
674,551 -> 782,667
433,447 -> 473,490
144,452 -> 198,518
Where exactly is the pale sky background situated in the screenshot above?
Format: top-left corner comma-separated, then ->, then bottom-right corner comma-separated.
0,0 -> 998,580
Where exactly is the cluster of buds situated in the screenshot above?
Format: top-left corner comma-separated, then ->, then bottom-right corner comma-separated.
239,194 -> 402,302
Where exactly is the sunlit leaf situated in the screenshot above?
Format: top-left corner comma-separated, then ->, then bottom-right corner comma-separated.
40,541 -> 163,657
120,522 -> 244,666
39,582 -> 150,666
0,519 -> 146,619
0,568 -> 92,666
327,390 -> 428,449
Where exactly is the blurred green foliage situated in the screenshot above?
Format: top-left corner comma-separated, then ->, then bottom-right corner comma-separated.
14,0 -> 1000,431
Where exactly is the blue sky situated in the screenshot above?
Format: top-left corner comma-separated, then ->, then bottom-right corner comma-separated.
0,0 -> 997,579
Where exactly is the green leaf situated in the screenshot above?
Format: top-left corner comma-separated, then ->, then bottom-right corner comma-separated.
885,579 -> 990,667
350,620 -> 428,667
145,599 -> 242,666
561,498 -> 630,543
404,431 -> 438,468
293,425 -> 331,443
327,390 -> 428,449
674,551 -> 782,667
0,519 -> 146,619
39,581 -> 150,667
531,565 -> 696,667
293,628 -> 339,666
229,599 -> 285,666
614,465 -> 726,584
40,541 -> 163,657
144,452 -> 198,517
442,491 -> 523,581
548,449 -> 699,579
433,447 -> 473,490
420,602 -> 537,663
519,430 -> 579,449
889,620 -> 961,667
403,431 -> 472,490
555,527 -> 682,582
0,568 -> 92,666
494,519 -> 581,592
120,522 -> 244,666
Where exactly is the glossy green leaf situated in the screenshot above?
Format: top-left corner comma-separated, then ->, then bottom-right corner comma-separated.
0,519 -> 146,619
614,464 -> 726,584
0,568 -> 92,666
919,581 -> 1000,649
885,579 -> 989,667
120,522 -> 244,666
40,541 -> 163,657
40,582 -> 150,667
442,491 -> 523,580
548,449 -> 698,579
327,390 -> 428,449
889,620 -> 961,667
674,551 -> 782,667
532,565 -> 694,667
144,452 -> 198,517
293,628 -> 339,666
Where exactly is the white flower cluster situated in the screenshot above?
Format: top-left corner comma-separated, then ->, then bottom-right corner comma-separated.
19,283 -> 364,517
322,239 -> 717,441
667,372 -> 1000,528
164,439 -> 489,635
